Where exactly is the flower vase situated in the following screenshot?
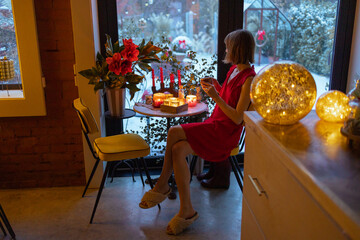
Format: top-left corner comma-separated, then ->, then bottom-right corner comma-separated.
106,87 -> 126,117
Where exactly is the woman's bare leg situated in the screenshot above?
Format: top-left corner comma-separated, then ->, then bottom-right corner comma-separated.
170,140 -> 196,219
147,125 -> 187,194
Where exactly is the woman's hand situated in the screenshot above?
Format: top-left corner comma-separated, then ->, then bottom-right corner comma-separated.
201,77 -> 218,100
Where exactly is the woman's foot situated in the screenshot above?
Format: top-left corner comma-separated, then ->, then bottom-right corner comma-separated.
139,185 -> 171,209
166,211 -> 199,235
196,163 -> 215,181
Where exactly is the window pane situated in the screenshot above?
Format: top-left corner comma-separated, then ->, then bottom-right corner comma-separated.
244,0 -> 338,100
0,0 -> 23,98
116,0 -> 219,155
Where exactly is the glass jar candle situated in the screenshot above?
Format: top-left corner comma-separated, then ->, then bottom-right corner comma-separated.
178,85 -> 185,99
179,98 -> 185,106
169,97 -> 179,107
153,93 -> 165,107
163,99 -> 170,106
186,95 -> 197,107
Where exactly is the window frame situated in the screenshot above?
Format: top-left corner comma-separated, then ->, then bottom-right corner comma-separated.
98,0 -> 356,91
0,0 -> 46,117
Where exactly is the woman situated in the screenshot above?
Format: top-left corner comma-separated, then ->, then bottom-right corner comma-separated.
139,29 -> 256,235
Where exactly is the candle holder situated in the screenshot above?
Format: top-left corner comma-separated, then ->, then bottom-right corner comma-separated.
152,82 -> 178,97
186,95 -> 197,107
152,92 -> 165,108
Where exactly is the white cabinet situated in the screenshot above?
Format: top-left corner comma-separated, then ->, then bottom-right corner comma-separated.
241,111 -> 360,240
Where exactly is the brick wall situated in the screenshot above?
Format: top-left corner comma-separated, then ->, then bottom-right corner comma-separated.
0,0 -> 85,188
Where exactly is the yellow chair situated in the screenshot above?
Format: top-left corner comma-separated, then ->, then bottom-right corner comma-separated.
189,128 -> 246,191
73,98 -> 156,223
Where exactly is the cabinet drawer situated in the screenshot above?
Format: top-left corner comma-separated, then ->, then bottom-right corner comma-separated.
241,197 -> 265,240
243,126 -> 346,240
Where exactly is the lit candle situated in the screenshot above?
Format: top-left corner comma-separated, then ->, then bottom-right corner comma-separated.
169,97 -> 180,107
170,73 -> 175,84
152,69 -> 155,87
177,69 -> 181,86
152,93 -> 165,108
186,95 -> 197,107
164,99 -> 170,106
165,93 -> 173,99
160,67 -> 164,84
179,98 -> 185,105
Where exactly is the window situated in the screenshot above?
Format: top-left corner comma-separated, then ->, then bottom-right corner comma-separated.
97,0 -> 355,155
0,0 -> 22,96
0,0 -> 45,116
243,0 -> 339,100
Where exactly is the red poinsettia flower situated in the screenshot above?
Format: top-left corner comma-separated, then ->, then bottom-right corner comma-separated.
106,53 -> 122,75
119,59 -> 133,75
121,47 -> 139,62
123,38 -> 138,48
106,53 -> 133,75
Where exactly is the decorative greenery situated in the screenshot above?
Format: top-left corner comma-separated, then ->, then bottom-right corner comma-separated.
79,35 -> 162,100
289,0 -> 337,76
127,37 -> 218,155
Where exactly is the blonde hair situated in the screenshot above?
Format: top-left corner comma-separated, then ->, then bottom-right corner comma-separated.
223,29 -> 255,65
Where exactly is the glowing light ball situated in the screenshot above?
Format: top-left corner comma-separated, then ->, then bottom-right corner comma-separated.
250,61 -> 317,125
315,90 -> 351,122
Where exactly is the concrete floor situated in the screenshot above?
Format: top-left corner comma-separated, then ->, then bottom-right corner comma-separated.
0,174 -> 243,240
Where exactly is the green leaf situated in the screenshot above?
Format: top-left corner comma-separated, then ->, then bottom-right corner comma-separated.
126,82 -> 141,100
105,34 -> 113,56
96,52 -> 104,63
138,62 -> 152,73
113,41 -> 120,53
78,69 -> 96,79
94,82 -> 104,92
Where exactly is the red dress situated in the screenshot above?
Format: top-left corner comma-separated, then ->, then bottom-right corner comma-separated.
181,65 -> 256,162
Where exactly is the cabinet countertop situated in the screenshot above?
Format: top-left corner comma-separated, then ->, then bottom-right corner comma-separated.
244,110 -> 360,239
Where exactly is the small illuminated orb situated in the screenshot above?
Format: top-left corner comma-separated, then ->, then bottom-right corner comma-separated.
250,61 -> 317,125
315,90 -> 351,122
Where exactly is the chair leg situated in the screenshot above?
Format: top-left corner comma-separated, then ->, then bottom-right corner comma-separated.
0,218 -> 7,237
135,158 -> 145,187
82,158 -> 100,197
0,204 -> 15,239
229,156 -> 243,192
189,156 -> 197,182
90,162 -> 111,224
233,154 -> 243,174
140,157 -> 161,210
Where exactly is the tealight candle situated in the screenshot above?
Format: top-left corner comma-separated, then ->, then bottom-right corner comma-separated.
170,99 -> 180,107
186,95 -> 197,107
165,93 -> 173,99
153,93 -> 165,108
179,98 -> 185,105
164,99 -> 170,106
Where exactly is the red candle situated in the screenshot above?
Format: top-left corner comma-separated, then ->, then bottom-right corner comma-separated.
160,67 -> 164,84
177,69 -> 181,86
170,73 -> 174,84
152,69 -> 155,87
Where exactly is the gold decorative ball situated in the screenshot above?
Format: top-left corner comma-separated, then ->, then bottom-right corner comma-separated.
315,90 -> 351,122
250,61 -> 317,125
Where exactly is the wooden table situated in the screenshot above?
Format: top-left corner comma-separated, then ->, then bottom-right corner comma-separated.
133,102 -> 208,130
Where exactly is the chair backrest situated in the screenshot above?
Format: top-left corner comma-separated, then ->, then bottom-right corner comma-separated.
238,127 -> 246,152
73,98 -> 99,134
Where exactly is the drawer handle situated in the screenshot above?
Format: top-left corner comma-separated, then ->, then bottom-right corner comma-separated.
248,175 -> 265,196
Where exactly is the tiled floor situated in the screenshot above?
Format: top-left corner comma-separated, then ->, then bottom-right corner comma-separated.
0,174 -> 243,240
